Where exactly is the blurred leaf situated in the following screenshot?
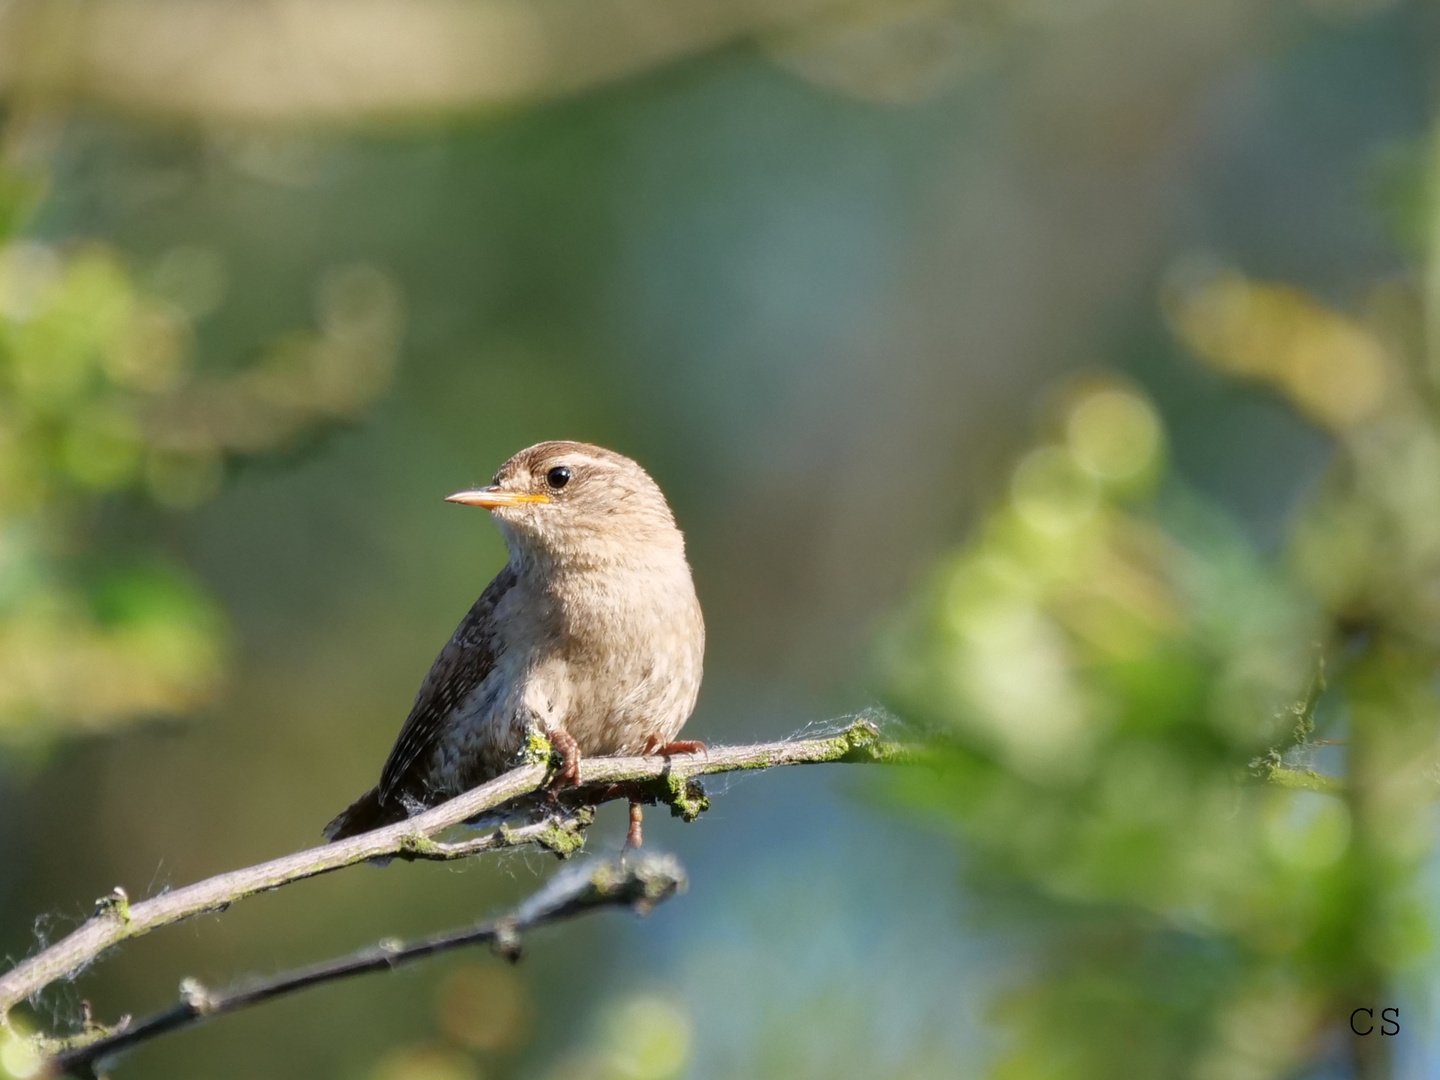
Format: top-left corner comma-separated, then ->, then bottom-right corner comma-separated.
881,365 -> 1440,1077
0,166 -> 406,749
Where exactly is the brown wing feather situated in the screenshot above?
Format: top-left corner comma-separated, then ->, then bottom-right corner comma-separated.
377,564 -> 516,804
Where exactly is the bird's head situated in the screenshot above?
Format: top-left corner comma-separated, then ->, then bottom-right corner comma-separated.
446,441 -> 684,568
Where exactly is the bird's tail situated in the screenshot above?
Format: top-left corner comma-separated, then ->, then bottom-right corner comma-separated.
323,786 -> 405,841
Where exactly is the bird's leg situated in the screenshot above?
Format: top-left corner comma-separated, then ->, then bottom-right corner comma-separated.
626,801 -> 645,849
642,735 -> 708,757
548,727 -> 582,790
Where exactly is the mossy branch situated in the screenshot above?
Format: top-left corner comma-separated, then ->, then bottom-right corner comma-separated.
1255,761 -> 1345,796
0,721 -> 906,1028
44,852 -> 686,1079
1247,657 -> 1344,796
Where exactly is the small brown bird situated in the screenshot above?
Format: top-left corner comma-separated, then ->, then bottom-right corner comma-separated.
324,441 -> 705,848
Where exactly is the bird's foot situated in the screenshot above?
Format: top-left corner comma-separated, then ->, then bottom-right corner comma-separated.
626,800 -> 644,849
642,736 -> 708,758
546,728 -> 582,795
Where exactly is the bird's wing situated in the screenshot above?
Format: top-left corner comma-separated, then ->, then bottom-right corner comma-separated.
378,564 -> 517,804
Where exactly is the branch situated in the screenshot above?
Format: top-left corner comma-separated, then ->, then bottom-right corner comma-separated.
1248,657 -> 1344,795
0,720 -> 903,1025
1257,762 -> 1345,796
0,0 -> 844,123
45,852 -> 686,1079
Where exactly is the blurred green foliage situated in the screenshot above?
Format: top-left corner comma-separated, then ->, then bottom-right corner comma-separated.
0,152 -> 405,748
883,253 -> 1440,1077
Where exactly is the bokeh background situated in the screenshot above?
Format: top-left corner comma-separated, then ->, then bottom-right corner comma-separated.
2,0 -> 1439,1077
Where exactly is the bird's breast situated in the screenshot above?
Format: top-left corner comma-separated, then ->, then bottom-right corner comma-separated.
542,562 -> 704,754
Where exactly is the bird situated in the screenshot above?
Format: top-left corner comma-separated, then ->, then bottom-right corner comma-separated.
324,440 -> 705,849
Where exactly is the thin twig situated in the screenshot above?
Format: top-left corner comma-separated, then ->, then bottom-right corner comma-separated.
1248,657 -> 1343,795
0,720 -> 903,1025
45,852 -> 687,1079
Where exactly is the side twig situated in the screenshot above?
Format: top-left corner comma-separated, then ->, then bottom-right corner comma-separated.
1249,656 -> 1344,796
46,852 -> 686,1079
0,720 -> 903,1026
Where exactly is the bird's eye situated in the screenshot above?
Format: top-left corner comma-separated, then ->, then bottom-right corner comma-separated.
546,466 -> 572,490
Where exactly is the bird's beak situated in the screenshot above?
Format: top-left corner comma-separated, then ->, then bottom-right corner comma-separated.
445,486 -> 551,508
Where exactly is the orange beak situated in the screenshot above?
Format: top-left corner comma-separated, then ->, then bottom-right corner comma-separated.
445,486 -> 551,508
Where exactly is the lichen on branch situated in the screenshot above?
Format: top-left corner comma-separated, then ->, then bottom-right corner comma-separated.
0,721 -> 909,1032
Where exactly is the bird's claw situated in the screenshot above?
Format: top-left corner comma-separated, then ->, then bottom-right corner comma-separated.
546,728 -> 582,795
642,736 -> 708,758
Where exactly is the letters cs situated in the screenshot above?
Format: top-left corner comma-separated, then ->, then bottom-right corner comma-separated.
1350,1008 -> 1399,1036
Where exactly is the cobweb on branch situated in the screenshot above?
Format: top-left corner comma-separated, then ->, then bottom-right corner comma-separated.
693,705 -> 903,803
785,704 -> 902,743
